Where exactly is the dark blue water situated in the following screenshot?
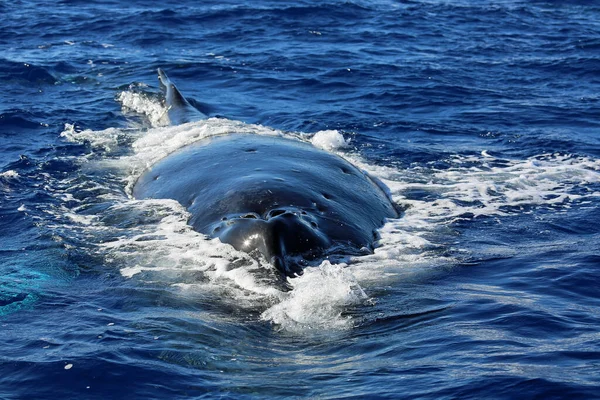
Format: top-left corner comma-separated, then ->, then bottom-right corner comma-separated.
2,1 -> 600,398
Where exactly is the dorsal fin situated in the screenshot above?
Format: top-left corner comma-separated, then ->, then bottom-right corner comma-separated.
157,68 -> 207,124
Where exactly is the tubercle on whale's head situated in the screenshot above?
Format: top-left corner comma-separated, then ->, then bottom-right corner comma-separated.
210,208 -> 331,278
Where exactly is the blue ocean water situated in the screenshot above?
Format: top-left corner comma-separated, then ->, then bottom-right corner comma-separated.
2,0 -> 600,398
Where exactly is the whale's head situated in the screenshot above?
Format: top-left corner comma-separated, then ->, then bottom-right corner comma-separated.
209,208 -> 332,278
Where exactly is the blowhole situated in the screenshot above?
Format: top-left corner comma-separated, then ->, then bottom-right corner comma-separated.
267,209 -> 286,218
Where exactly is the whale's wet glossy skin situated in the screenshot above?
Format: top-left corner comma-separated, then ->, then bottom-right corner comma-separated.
133,70 -> 399,280
133,134 -> 399,278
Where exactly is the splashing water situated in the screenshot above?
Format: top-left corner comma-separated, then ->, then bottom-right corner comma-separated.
44,89 -> 600,331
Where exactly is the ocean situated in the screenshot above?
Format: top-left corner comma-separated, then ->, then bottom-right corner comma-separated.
1,0 -> 600,398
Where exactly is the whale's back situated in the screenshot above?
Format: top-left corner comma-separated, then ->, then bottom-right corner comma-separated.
133,134 -> 398,249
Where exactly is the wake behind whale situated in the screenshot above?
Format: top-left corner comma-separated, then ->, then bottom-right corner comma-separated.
132,69 -> 400,282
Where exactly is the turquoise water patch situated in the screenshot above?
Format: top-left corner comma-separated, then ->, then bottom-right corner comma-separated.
0,268 -> 46,317
0,247 -> 77,317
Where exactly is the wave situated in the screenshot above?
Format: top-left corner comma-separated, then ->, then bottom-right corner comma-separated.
0,59 -> 57,84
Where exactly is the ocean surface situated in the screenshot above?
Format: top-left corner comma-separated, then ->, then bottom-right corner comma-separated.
2,0 -> 600,398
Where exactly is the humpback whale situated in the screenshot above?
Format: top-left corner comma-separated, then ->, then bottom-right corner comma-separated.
133,69 -> 399,280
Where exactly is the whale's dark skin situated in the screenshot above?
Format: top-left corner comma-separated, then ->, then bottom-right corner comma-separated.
133,69 -> 399,279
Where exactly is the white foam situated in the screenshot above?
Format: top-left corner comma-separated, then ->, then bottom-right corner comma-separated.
0,170 -> 20,193
0,170 -> 19,179
261,261 -> 367,331
117,91 -> 169,128
349,152 -> 600,221
65,213 -> 95,225
46,88 -> 600,332
311,130 -> 349,151
60,123 -> 124,152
